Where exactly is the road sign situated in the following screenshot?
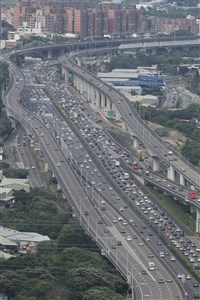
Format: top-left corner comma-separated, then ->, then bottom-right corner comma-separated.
107,110 -> 116,117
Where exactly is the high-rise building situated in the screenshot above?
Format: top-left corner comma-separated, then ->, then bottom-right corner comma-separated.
12,1 -> 144,38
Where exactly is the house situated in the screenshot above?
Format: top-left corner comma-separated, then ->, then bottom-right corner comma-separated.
0,226 -> 50,253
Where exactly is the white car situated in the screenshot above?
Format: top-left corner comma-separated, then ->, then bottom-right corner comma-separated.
127,236 -> 132,241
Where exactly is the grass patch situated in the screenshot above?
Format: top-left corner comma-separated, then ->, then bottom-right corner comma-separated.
146,185 -> 196,234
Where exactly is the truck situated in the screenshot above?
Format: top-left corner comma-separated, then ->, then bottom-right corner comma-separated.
188,191 -> 197,200
115,160 -> 120,167
148,262 -> 156,271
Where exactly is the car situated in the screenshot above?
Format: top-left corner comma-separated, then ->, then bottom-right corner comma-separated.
31,166 -> 36,169
85,211 -> 89,215
166,278 -> 173,283
157,241 -> 162,245
112,244 -> 116,249
186,274 -> 191,280
113,218 -> 117,223
56,163 -> 61,167
138,242 -> 144,246
141,270 -> 147,275
193,283 -> 199,288
158,279 -> 165,284
98,219 -> 103,224
177,274 -> 183,279
127,236 -> 132,241
170,256 -> 176,261
117,241 -> 122,246
120,228 -> 126,233
148,253 -> 154,258
194,294 -> 200,299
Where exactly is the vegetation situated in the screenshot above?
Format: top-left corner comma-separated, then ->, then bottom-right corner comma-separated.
3,169 -> 29,179
147,186 -> 195,233
106,49 -> 199,78
0,61 -> 12,145
0,189 -> 127,300
137,103 -> 200,166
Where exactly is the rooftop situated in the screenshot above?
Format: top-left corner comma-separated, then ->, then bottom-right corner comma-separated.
0,235 -> 18,247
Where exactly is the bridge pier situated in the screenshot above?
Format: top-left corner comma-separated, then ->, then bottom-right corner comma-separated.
180,174 -> 185,186
196,207 -> 200,233
167,165 -> 175,181
133,137 -> 140,150
44,162 -> 49,172
57,183 -> 61,191
77,57 -> 81,67
61,66 -> 68,83
190,205 -> 196,213
152,157 -> 160,172
47,49 -> 52,59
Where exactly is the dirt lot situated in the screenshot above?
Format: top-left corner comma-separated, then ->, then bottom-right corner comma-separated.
148,121 -> 187,148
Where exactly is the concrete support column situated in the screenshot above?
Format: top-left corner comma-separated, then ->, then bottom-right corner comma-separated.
47,49 -> 52,59
73,74 -> 77,89
196,208 -> 200,233
109,99 -> 113,110
105,98 -> 110,113
167,165 -> 175,181
74,75 -> 78,90
77,57 -> 81,66
61,67 -> 68,83
87,84 -> 90,102
133,137 -> 140,150
82,81 -> 87,99
90,85 -> 95,104
95,90 -> 100,108
190,205 -> 196,213
101,93 -> 105,108
44,162 -> 49,172
180,174 -> 185,186
152,157 -> 160,172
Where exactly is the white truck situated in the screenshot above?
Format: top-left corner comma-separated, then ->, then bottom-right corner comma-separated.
115,160 -> 120,167
149,262 -> 156,271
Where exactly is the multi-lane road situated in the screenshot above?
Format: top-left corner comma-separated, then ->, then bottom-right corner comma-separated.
59,51 -> 200,189
2,42 -> 200,299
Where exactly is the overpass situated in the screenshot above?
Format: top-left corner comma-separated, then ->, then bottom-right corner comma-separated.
3,37 -> 200,234
58,40 -> 200,232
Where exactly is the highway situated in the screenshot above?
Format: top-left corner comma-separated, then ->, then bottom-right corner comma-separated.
59,48 -> 200,189
2,40 -> 200,298
1,53 -> 187,300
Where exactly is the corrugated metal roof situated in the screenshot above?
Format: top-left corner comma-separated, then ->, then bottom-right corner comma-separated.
0,235 -> 17,247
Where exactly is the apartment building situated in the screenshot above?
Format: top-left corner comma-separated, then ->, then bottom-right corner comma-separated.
12,1 -> 143,37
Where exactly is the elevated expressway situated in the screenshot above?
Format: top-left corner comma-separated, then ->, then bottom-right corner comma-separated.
58,38 -> 200,232
7,36 -> 200,229
1,51 -> 187,300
